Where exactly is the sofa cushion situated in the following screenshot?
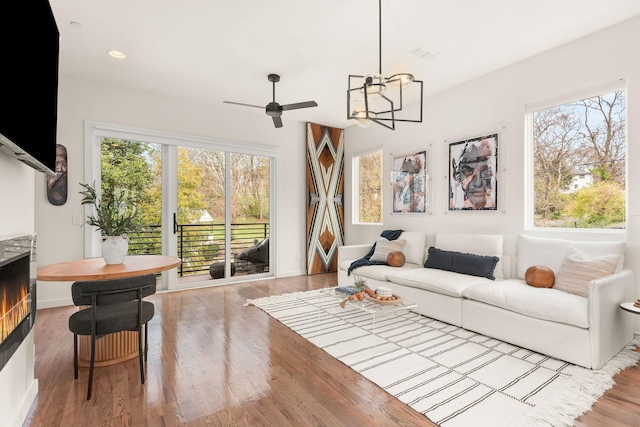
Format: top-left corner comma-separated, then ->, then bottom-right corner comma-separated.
424,247 -> 499,280
462,279 -> 589,328
434,232 -> 504,279
386,268 -> 493,297
398,231 -> 427,265
369,237 -> 406,262
553,248 -> 619,297
516,234 -> 625,279
516,235 -> 571,279
347,262 -> 421,282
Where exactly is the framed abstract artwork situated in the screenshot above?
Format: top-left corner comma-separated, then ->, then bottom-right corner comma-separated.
392,150 -> 428,214
448,133 -> 498,211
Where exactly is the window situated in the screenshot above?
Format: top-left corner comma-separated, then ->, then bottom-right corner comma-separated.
353,148 -> 383,224
527,81 -> 626,229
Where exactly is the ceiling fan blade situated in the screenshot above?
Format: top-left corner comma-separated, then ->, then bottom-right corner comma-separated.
272,116 -> 283,128
223,101 -> 264,109
281,101 -> 318,111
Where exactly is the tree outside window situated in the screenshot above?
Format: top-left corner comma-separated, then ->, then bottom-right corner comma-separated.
354,149 -> 383,223
532,90 -> 626,229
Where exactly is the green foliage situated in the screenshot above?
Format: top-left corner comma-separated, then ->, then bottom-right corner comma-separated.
590,165 -> 612,181
353,276 -> 367,290
80,182 -> 140,236
177,148 -> 209,224
101,139 -> 157,226
564,181 -> 625,227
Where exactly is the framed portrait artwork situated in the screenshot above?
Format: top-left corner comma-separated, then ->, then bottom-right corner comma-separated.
448,134 -> 498,211
46,143 -> 68,206
392,150 -> 429,214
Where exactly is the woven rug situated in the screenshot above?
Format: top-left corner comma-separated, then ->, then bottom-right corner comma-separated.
244,288 -> 640,427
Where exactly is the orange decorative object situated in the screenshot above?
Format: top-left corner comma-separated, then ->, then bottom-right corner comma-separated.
525,265 -> 555,288
387,251 -> 405,267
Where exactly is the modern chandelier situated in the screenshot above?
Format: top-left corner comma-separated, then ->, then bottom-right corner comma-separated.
347,0 -> 424,130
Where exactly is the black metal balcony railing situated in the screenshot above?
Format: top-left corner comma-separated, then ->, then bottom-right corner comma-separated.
128,222 -> 269,276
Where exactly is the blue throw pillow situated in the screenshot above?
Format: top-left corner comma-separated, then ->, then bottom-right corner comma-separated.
424,247 -> 499,280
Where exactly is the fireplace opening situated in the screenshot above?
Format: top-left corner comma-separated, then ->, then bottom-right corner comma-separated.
0,250 -> 33,372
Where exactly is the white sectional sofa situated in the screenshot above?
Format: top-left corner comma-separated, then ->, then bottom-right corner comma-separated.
337,232 -> 635,369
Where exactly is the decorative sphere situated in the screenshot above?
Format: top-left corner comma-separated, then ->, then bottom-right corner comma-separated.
525,265 -> 555,288
387,251 -> 405,267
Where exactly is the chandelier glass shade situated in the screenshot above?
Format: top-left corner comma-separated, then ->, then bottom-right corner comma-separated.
347,0 -> 423,130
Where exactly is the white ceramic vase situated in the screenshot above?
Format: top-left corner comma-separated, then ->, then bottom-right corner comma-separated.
101,236 -> 129,264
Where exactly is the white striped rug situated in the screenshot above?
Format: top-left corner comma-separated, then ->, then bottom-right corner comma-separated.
245,288 -> 640,427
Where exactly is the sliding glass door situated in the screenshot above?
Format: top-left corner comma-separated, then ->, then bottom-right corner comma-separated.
85,123 -> 275,290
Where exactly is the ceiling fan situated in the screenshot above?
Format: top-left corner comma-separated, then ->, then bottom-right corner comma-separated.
223,74 -> 318,128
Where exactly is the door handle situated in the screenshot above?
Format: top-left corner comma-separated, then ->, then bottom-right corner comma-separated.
173,213 -> 178,234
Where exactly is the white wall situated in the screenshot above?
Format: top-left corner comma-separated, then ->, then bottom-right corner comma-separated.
35,76 -> 309,308
0,156 -> 38,427
344,16 -> 640,326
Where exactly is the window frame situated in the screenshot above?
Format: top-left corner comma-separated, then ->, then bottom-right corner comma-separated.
524,79 -> 627,233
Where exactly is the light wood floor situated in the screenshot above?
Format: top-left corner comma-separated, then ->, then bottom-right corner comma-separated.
23,274 -> 640,426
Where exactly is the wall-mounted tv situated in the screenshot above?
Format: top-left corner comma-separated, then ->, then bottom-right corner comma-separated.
0,0 -> 59,175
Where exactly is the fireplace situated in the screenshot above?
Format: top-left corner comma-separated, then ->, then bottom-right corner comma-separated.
0,234 -> 36,373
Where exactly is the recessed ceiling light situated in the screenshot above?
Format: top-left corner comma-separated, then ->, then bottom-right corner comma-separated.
108,50 -> 126,59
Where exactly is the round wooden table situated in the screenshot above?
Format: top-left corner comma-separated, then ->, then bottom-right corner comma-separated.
37,255 -> 181,367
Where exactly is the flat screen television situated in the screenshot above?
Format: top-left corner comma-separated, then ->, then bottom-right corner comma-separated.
0,0 -> 59,174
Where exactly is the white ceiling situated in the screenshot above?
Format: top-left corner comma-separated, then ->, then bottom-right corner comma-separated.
50,0 -> 640,130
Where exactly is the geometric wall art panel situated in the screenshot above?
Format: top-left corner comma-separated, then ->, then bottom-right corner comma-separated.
306,123 -> 344,274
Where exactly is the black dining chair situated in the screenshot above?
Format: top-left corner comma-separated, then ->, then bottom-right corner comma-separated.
68,274 -> 157,400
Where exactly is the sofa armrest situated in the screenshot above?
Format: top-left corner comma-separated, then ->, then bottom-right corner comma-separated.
588,268 -> 635,369
338,244 -> 371,263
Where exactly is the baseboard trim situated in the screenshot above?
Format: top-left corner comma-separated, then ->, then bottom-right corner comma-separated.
11,378 -> 38,427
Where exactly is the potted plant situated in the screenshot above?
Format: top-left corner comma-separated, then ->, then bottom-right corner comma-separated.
80,182 -> 139,264
353,276 -> 367,291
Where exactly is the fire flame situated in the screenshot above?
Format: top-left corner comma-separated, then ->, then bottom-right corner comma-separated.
1,283 -> 29,343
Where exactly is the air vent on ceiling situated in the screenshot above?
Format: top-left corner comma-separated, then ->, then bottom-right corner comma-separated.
409,46 -> 441,61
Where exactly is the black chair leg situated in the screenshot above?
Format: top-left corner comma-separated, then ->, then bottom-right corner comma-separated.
73,334 -> 78,379
138,327 -> 145,384
87,335 -> 96,400
144,323 -> 149,361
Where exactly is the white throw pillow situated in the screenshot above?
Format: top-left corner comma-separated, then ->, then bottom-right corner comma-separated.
398,231 -> 427,265
369,238 -> 405,262
554,248 -> 619,297
572,241 -> 625,272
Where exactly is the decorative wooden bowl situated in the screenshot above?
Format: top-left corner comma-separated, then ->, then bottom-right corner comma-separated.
364,294 -> 402,305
